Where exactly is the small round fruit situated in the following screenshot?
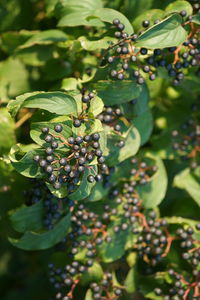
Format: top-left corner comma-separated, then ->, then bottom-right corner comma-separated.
39,159 -> 47,167
68,137 -> 75,144
180,10 -> 187,17
45,135 -> 53,143
33,155 -> 40,162
95,174 -> 103,182
45,165 -> 53,174
113,18 -> 120,26
41,127 -> 49,134
59,158 -> 67,166
87,175 -> 95,183
73,119 -> 81,127
82,95 -> 90,103
92,133 -> 100,141
142,20 -> 150,28
54,124 -> 63,133
54,182 -> 61,189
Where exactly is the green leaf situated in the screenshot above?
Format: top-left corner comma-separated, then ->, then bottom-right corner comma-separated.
132,9 -> 165,31
8,92 -> 78,117
92,8 -> 134,34
132,109 -> 153,146
16,44 -> 55,66
30,120 -> 72,147
98,220 -> 137,263
0,108 -> 16,154
45,0 -> 60,15
192,13 -> 200,25
7,92 -> 39,117
57,0 -> 103,27
165,1 -> 193,16
80,262 -> 103,285
135,14 -> 187,49
85,289 -> 93,300
166,216 -> 199,227
120,83 -> 150,119
0,30 -> 34,55
87,182 -> 109,202
61,78 -> 79,91
106,126 -> 140,166
145,292 -> 163,300
137,152 -> 168,208
9,144 -> 43,178
124,265 -> 137,293
93,80 -> 142,105
18,29 -> 68,48
22,92 -> 78,116
0,57 -> 30,100
9,202 -> 43,233
174,167 -> 200,207
9,213 -> 71,250
78,36 -> 116,51
69,166 -> 98,201
88,96 -> 104,116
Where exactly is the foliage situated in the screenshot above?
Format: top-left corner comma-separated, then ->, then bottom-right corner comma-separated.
0,0 -> 200,300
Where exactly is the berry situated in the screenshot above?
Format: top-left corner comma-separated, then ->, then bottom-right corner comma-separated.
68,137 -> 75,144
39,159 -> 47,167
33,155 -> 40,162
41,127 -> 49,134
111,70 -> 117,77
180,10 -> 187,17
113,19 -> 120,26
49,174 -> 56,182
45,165 -> 53,174
51,141 -> 58,149
95,174 -> 103,182
137,77 -> 145,84
83,135 -> 90,143
73,119 -> 81,127
75,136 -> 83,145
53,182 -> 61,189
114,31 -> 121,38
117,73 -> 124,80
117,23 -> 125,31
54,124 -> 63,133
59,158 -> 67,166
108,56 -> 114,63
140,48 -> 148,55
142,20 -> 150,28
82,95 -> 90,103
45,135 -> 53,143
92,133 -> 100,141
45,147 -> 54,155
87,175 -> 95,183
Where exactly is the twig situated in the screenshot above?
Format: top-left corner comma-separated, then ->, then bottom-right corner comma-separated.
15,111 -> 34,129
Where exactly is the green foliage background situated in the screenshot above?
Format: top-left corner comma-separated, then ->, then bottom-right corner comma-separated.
0,0 -> 199,299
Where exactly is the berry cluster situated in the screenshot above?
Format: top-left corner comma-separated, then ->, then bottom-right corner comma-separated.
154,224 -> 200,299
73,92 -> 95,128
90,275 -> 123,300
48,261 -> 83,300
105,13 -> 200,85
98,106 -> 122,131
129,157 -> 158,185
178,225 -> 200,277
33,125 -> 108,190
48,201 -> 115,299
98,106 -> 125,148
24,179 -> 69,230
171,119 -> 200,168
136,211 -> 170,267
